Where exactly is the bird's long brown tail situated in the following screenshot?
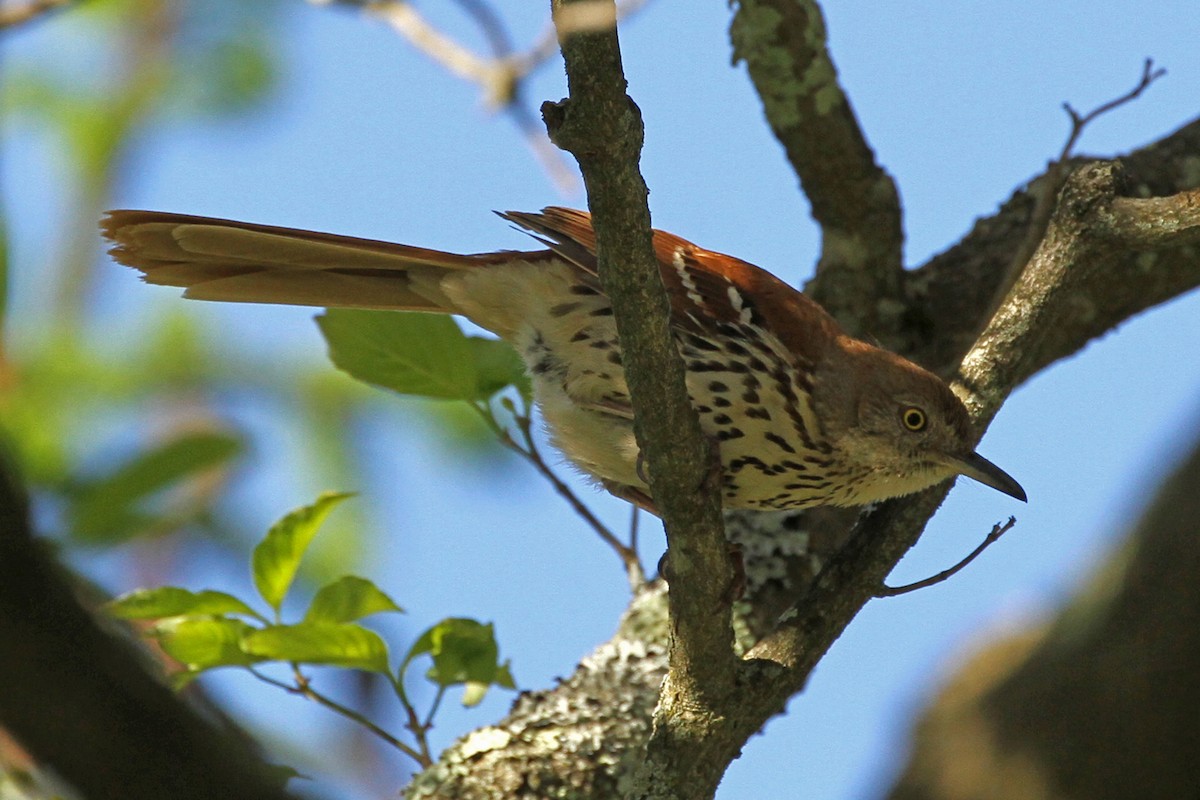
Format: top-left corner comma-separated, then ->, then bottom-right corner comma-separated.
101,211 -> 544,312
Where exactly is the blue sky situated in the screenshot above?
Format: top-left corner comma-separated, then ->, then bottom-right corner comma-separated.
6,2 -> 1200,798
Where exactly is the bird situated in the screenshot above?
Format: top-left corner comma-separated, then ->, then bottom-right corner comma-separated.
101,207 -> 1025,514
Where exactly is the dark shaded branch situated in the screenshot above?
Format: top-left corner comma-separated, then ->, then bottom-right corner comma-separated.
729,0 -> 904,339
0,452 -> 297,800
885,413 -> 1200,800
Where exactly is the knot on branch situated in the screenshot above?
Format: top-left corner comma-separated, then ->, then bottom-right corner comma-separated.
1055,160 -> 1122,224
540,96 -> 644,160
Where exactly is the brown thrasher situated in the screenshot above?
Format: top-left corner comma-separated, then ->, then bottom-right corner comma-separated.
102,207 -> 1025,513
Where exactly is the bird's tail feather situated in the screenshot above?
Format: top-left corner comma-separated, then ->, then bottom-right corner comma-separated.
101,211 -> 530,312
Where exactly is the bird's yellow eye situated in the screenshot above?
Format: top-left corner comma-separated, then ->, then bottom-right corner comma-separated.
901,407 -> 927,431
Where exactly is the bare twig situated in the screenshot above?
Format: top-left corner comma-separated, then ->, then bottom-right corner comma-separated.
989,59 -> 1166,314
315,0 -> 649,192
472,400 -> 646,590
1061,59 -> 1166,161
0,0 -> 73,29
250,667 -> 430,766
876,517 -> 1017,597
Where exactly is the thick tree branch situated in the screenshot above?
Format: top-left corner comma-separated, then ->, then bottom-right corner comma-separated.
0,453 -> 297,800
907,117 -> 1200,375
959,161 -> 1200,412
729,0 -> 905,339
543,2 -> 734,797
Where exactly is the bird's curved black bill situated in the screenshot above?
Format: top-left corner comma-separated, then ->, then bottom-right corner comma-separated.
950,452 -> 1027,502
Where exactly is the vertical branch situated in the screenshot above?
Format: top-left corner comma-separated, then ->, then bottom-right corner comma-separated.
730,0 -> 904,340
544,0 -> 737,794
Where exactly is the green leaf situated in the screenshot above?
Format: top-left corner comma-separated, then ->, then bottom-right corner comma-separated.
151,616 -> 262,671
304,576 -> 403,624
66,431 -> 243,543
467,337 -> 531,402
401,618 -> 515,707
108,587 -> 261,621
242,623 -> 390,673
252,492 -> 355,612
317,310 -> 479,400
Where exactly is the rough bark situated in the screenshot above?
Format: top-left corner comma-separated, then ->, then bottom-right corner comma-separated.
543,4 -> 739,798
729,0 -> 905,339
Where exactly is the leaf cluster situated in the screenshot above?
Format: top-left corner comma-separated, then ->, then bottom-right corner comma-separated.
108,492 -> 516,767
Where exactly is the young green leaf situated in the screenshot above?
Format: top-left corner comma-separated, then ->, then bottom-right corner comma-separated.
151,616 -> 262,671
252,492 -> 355,612
241,622 -> 390,674
304,575 -> 403,624
317,310 -> 479,400
467,336 -> 531,402
108,586 -> 262,621
401,618 -> 515,707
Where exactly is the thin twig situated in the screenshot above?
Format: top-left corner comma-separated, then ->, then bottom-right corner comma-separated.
0,0 -> 72,28
627,503 -> 641,562
1060,58 -> 1166,162
248,667 -> 430,766
989,59 -> 1166,315
318,0 -> 649,192
876,517 -> 1017,597
419,685 -> 446,735
474,399 -> 646,589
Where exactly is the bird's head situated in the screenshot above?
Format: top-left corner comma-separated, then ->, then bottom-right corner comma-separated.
811,339 -> 1026,506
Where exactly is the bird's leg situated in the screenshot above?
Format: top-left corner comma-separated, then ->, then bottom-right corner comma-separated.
601,480 -> 659,517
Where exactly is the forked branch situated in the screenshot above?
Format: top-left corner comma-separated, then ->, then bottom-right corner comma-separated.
991,59 -> 1167,311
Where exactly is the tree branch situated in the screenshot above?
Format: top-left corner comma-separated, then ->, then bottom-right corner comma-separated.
987,59 -> 1167,324
0,452 -> 297,800
408,126 -> 1200,796
907,117 -> 1200,376
543,1 -> 738,797
729,0 -> 905,339
885,412 -> 1200,800
877,517 -> 1017,597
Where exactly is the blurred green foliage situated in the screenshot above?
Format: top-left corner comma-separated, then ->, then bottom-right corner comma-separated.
1,1 -> 532,791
